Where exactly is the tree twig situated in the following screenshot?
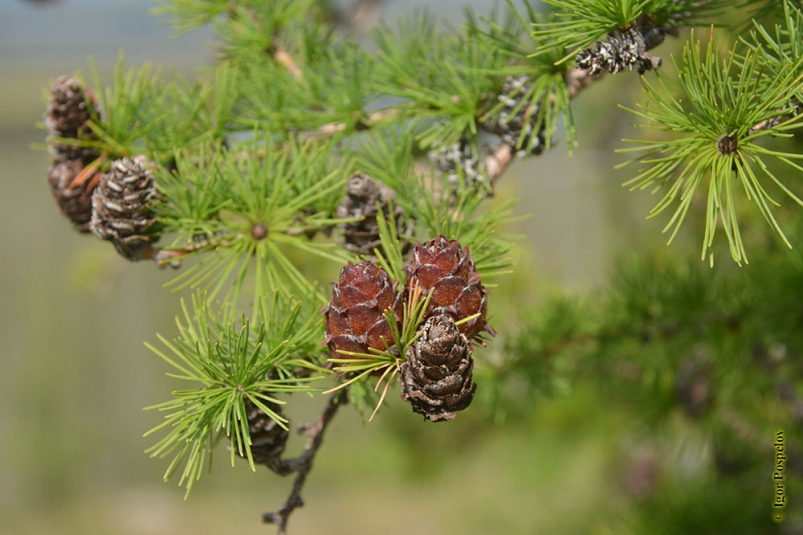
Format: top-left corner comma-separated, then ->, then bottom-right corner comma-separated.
486,143 -> 514,187
262,390 -> 348,535
565,67 -> 603,100
274,48 -> 304,83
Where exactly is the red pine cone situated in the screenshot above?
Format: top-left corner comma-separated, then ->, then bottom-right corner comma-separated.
323,261 -> 403,358
403,235 -> 492,340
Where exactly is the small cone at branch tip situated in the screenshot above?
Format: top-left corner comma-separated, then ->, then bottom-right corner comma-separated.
90,156 -> 160,260
400,314 -> 476,422
46,75 -> 102,163
322,260 -> 403,359
336,172 -> 412,256
403,235 -> 493,341
238,399 -> 289,468
46,159 -> 101,232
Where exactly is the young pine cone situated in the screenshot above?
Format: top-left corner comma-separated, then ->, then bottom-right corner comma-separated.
241,399 -> 289,470
404,235 -> 492,340
482,75 -> 546,156
45,76 -> 102,163
323,261 -> 403,358
400,314 -> 476,422
90,156 -> 159,260
336,173 -> 411,255
46,159 -> 101,232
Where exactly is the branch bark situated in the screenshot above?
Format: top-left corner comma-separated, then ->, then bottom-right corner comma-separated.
262,390 -> 348,535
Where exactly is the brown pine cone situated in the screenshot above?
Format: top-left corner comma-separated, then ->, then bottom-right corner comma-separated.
45,76 -> 102,163
336,173 -> 412,255
403,235 -> 492,340
46,159 -> 101,232
400,314 -> 476,422
241,399 -> 289,470
322,261 -> 403,358
90,156 -> 159,260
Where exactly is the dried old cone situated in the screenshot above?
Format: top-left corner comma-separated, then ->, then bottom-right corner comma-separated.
336,173 -> 411,255
404,235 -> 492,340
576,17 -> 671,76
45,76 -> 102,163
241,399 -> 289,469
46,159 -> 102,232
429,136 -> 488,190
400,314 -> 476,422
482,75 -> 546,156
90,156 -> 159,260
323,261 -> 403,359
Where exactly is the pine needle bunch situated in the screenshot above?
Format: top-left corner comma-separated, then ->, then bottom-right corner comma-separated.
82,59 -> 154,159
156,137 -> 353,302
619,30 -> 803,265
532,0 -> 735,66
144,291 -> 325,496
236,39 -> 375,135
139,64 -> 240,164
739,0 -> 803,110
151,0 -> 233,34
469,0 -> 576,149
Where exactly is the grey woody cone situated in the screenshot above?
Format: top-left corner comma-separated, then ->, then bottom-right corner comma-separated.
336,173 -> 411,255
482,75 -> 546,156
400,314 -> 476,422
242,399 -> 289,469
429,136 -> 488,190
90,156 -> 159,260
45,76 -> 102,163
46,159 -> 102,232
576,18 -> 672,76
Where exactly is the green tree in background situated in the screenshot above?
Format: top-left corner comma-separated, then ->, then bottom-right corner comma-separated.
38,0 -> 803,533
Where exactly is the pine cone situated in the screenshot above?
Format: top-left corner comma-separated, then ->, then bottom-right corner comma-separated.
428,136 -> 488,190
90,156 -> 159,260
482,75 -> 546,156
323,261 -> 403,358
46,159 -> 101,232
241,399 -> 289,469
404,235 -> 492,340
400,314 -> 476,422
45,76 -> 102,163
576,19 -> 669,76
676,347 -> 715,418
336,173 -> 412,255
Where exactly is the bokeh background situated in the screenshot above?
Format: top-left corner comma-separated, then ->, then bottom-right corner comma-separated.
0,1 -> 736,534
